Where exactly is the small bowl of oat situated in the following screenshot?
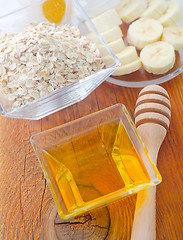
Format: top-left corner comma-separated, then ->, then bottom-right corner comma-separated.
0,0 -> 120,119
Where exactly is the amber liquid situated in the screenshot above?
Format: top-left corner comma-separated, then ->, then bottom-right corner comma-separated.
44,120 -> 150,218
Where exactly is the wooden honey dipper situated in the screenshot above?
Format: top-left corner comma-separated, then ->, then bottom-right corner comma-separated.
131,85 -> 171,240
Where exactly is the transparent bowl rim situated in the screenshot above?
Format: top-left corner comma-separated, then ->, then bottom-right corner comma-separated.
0,0 -> 121,118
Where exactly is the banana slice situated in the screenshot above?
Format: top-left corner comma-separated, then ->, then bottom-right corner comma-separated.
108,38 -> 125,54
86,33 -> 102,45
116,46 -> 139,65
158,1 -> 183,27
103,56 -> 117,68
127,18 -> 163,50
112,58 -> 142,76
140,41 -> 175,74
92,8 -> 122,33
162,26 -> 183,50
97,39 -> 125,57
117,0 -> 147,24
141,0 -> 168,19
101,26 -> 123,43
97,45 -> 111,58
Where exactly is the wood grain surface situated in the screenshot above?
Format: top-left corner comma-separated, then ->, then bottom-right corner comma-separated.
0,74 -> 182,240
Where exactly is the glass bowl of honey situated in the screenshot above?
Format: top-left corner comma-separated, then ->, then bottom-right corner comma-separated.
31,104 -> 162,220
0,0 -> 120,120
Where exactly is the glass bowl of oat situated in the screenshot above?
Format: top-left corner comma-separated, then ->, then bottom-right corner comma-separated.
0,0 -> 120,120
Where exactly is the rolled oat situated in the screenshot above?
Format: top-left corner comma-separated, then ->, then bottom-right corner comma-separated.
0,21 -> 105,109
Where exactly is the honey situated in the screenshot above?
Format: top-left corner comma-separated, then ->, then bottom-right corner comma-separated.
42,0 -> 66,24
41,119 -> 151,219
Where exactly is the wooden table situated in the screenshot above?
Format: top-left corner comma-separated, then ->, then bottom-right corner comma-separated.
0,74 -> 182,240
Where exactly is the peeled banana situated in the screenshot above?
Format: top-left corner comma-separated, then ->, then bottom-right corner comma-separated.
108,38 -> 125,54
127,18 -> 163,50
103,56 -> 118,68
86,33 -> 102,45
112,46 -> 141,76
92,8 -> 122,33
117,0 -> 147,24
141,0 -> 168,19
112,58 -> 142,76
101,26 -> 123,43
97,45 -> 111,58
90,0 -> 183,77
162,26 -> 183,50
140,41 -> 175,74
158,1 -> 183,27
116,46 -> 139,65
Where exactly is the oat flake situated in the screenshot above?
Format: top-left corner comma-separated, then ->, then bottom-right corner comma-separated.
0,21 -> 104,109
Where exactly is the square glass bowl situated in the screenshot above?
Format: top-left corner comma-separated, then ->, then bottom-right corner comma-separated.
0,0 -> 120,120
31,104 -> 162,220
80,0 -> 183,88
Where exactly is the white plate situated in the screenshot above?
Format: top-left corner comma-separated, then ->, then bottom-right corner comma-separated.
80,0 -> 183,87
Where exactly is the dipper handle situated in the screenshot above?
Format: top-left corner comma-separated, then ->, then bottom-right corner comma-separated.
131,85 -> 171,240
